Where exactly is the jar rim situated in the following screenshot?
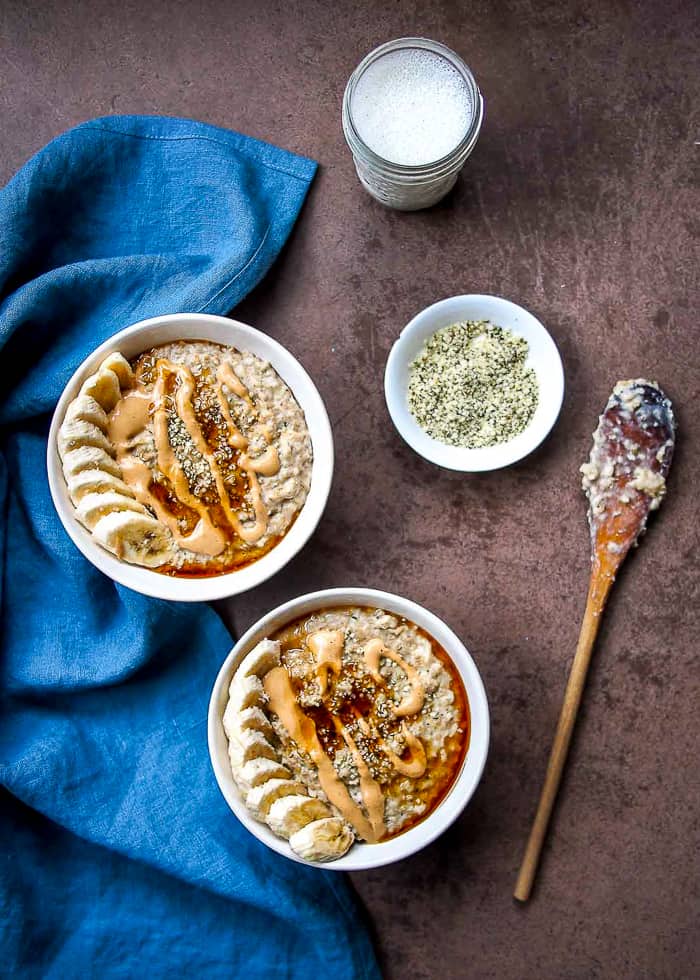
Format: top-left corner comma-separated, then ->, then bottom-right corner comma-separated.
342,36 -> 484,178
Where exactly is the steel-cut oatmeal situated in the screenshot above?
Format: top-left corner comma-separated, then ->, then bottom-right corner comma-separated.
57,340 -> 312,574
223,606 -> 470,862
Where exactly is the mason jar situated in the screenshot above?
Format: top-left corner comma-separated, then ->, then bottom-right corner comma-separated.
342,37 -> 484,211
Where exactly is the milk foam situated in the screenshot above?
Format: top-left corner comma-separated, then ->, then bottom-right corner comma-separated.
351,48 -> 473,167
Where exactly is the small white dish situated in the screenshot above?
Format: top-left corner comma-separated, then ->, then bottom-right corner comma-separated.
208,587 -> 489,871
384,294 -> 565,471
47,313 -> 334,602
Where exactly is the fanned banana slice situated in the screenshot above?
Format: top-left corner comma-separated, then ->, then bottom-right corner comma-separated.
226,728 -> 277,771
267,795 -> 331,839
92,511 -> 173,567
223,636 -> 357,859
67,469 -> 135,504
222,701 -> 239,741
235,758 -> 291,795
100,352 -> 134,389
232,705 -> 275,740
227,673 -> 266,714
64,395 -> 109,433
236,639 -> 281,680
246,778 -> 307,821
62,446 -> 122,480
222,699 -> 269,744
58,420 -> 115,460
288,818 -> 355,862
76,492 -> 149,531
79,368 -> 122,411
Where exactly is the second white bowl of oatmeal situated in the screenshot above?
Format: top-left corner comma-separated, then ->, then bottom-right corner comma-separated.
384,294 -> 565,471
47,313 -> 334,602
208,588 -> 490,871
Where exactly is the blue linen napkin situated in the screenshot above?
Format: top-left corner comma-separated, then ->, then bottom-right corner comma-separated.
0,116 -> 380,980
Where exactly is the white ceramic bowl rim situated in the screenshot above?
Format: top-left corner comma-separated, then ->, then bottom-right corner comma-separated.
384,294 -> 565,472
47,313 -> 334,602
207,587 -> 490,871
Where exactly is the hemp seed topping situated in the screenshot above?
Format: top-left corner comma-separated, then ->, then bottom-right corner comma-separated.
407,320 -> 539,448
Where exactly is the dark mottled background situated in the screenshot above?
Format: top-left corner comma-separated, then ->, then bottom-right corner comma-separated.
2,1 -> 698,977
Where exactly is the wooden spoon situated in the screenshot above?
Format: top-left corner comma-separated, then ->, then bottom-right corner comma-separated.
514,379 -> 676,902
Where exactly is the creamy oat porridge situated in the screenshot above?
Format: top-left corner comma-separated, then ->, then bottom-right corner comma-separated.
223,606 -> 469,862
57,341 -> 312,574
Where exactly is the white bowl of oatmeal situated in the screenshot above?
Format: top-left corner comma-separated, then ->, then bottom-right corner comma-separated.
385,294 -> 565,471
47,313 -> 333,601
208,588 -> 489,870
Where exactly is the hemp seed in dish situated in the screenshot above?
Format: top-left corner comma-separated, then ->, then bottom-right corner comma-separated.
407,320 -> 539,448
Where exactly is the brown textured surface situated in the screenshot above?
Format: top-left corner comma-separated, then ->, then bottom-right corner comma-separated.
3,1 -> 698,977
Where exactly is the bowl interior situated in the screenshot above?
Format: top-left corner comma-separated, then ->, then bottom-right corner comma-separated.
207,587 -> 490,871
385,294 -> 564,471
47,313 -> 333,602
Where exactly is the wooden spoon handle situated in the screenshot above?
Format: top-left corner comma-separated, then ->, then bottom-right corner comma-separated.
513,569 -> 612,902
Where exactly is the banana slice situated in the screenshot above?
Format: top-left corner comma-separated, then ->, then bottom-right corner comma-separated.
226,728 -> 277,772
80,368 -> 121,411
100,352 -> 134,389
267,795 -> 331,839
76,492 -> 149,531
67,469 -> 135,504
62,446 -> 122,480
235,758 -> 291,795
92,510 -> 173,567
246,778 -> 308,821
222,698 -> 269,744
222,701 -> 239,742
58,420 -> 115,460
64,395 -> 109,433
227,673 -> 266,714
231,705 -> 275,740
289,818 -> 354,862
236,639 -> 281,680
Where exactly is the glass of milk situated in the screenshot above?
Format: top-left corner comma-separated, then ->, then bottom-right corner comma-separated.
342,37 -> 484,211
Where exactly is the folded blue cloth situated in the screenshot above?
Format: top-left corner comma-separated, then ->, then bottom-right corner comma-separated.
0,116 -> 379,980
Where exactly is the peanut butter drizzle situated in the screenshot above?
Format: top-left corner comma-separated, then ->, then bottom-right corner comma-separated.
156,359 -> 280,545
307,629 -> 344,696
332,718 -> 386,842
379,722 -> 427,778
151,365 -> 228,555
243,445 -> 280,476
215,362 -> 249,450
217,360 -> 251,402
108,390 -> 226,557
216,361 -> 281,475
264,666 -> 378,842
354,713 -> 427,779
108,387 -> 151,443
363,638 -> 425,718
120,455 -> 225,557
